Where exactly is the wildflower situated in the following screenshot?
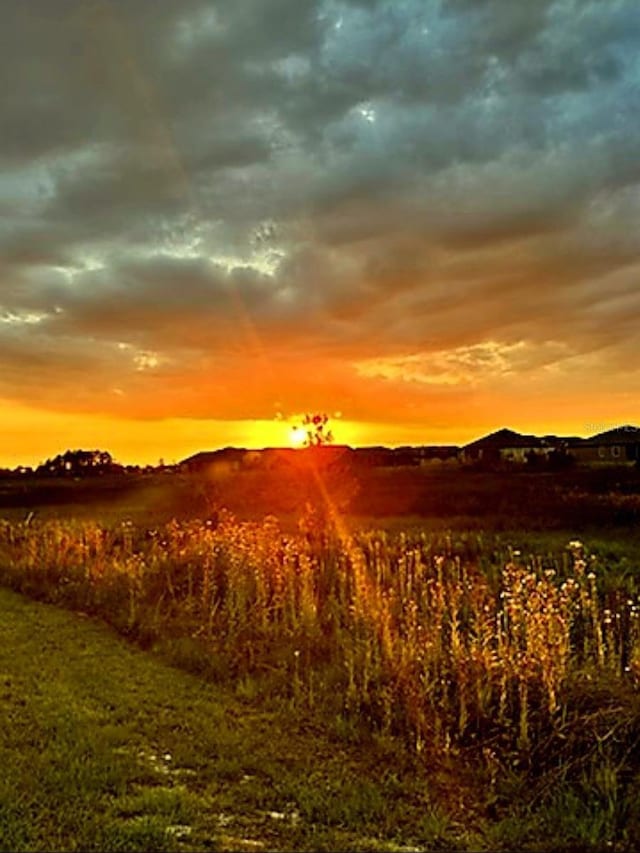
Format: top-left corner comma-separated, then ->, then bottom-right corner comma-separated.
166,825 -> 192,840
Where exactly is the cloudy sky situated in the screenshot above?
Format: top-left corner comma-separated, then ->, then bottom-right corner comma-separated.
1,0 -> 639,465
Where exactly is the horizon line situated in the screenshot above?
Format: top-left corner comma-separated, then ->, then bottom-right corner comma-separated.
5,422 -> 639,470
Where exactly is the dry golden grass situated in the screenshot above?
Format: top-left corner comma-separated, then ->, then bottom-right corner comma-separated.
2,512 -> 639,766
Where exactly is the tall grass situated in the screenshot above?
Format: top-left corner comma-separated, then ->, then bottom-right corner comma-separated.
1,513 -> 639,763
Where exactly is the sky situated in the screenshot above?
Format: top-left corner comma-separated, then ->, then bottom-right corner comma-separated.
1,0 -> 639,467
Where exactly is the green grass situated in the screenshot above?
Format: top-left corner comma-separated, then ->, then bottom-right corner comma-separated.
3,464 -> 640,530
4,588 -> 640,852
4,478 -> 640,851
0,585 -> 478,852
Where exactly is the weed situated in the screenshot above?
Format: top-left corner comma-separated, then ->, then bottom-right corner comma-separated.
3,514 -> 640,848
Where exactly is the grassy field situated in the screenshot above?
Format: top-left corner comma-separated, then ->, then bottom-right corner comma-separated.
2,466 -> 640,850
1,585 -> 471,852
3,464 -> 640,530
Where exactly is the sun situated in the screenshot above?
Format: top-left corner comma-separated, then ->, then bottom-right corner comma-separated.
288,425 -> 307,448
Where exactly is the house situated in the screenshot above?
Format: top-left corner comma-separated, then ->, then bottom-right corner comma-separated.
352,446 -> 395,468
460,428 -> 551,465
179,448 -> 248,473
353,445 -> 452,468
572,426 -> 640,466
386,447 -> 423,467
263,445 -> 354,468
418,445 -> 460,465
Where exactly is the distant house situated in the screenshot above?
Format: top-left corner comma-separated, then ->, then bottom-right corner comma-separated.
386,447 -> 423,467
180,448 -> 248,473
351,446 -> 393,468
572,426 -> 640,466
181,445 -> 356,474
297,444 -> 354,469
418,445 -> 460,465
460,428 -> 552,465
352,446 -> 431,468
257,447 -> 308,470
459,425 -> 640,467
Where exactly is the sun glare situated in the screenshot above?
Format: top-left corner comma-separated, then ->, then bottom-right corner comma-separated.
288,425 -> 307,448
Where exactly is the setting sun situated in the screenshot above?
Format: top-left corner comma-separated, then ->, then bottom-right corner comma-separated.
288,425 -> 307,448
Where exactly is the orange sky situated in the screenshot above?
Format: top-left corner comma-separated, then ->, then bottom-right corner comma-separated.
2,393 -> 638,469
1,3 -> 638,468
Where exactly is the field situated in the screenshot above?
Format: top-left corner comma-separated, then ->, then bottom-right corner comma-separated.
2,463 -> 640,850
4,463 -> 640,528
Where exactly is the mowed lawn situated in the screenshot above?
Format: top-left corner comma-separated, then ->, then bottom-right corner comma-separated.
0,587 -> 469,852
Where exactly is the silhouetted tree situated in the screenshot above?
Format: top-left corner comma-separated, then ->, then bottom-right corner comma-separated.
297,413 -> 334,447
36,449 -> 120,477
290,414 -> 360,539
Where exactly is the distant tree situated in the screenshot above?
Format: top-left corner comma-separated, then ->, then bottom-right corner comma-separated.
297,413 -> 334,447
36,449 -> 120,477
288,414 -> 361,539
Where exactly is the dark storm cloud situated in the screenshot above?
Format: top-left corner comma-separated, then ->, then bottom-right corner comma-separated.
1,0 -> 639,420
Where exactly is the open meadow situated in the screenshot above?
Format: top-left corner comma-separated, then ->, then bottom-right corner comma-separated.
4,0 -> 640,848
2,464 -> 640,850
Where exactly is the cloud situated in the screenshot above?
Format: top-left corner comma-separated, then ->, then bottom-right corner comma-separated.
0,0 -> 639,433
